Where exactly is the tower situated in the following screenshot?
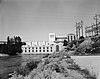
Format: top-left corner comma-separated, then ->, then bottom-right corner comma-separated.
49,33 -> 56,43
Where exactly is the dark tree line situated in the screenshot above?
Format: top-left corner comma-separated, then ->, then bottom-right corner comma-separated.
63,36 -> 85,51
0,36 -> 26,55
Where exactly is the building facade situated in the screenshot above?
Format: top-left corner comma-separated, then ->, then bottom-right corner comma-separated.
49,33 -> 76,43
22,41 -> 55,54
67,33 -> 76,42
22,33 -> 76,54
85,25 -> 100,37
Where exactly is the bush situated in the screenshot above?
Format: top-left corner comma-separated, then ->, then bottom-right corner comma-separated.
73,38 -> 92,55
67,64 -> 81,70
15,60 -> 40,76
80,69 -> 97,79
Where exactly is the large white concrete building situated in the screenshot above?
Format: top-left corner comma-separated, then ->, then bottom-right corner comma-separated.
49,33 -> 76,43
22,33 -> 76,54
22,41 -> 55,54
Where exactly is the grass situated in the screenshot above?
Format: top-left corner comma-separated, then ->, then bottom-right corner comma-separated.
15,60 -> 41,76
0,56 -> 21,79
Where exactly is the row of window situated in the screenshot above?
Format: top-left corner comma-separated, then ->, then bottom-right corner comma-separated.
67,35 -> 75,41
25,47 -> 52,50
24,49 -> 53,52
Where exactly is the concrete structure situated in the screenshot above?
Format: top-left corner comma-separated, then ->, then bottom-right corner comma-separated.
22,41 -> 55,54
85,14 -> 100,37
67,33 -> 76,42
49,33 -> 76,43
0,41 -> 7,44
22,33 -> 76,54
85,25 -> 100,37
75,20 -> 84,39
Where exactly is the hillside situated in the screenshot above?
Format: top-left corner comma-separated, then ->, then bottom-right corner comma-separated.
9,50 -> 96,79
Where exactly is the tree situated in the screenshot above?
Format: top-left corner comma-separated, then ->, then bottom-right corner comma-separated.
63,40 -> 68,46
78,36 -> 85,44
0,36 -> 26,55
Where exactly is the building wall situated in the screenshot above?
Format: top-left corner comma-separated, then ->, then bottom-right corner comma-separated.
22,41 -> 55,54
49,33 -> 56,43
49,33 -> 76,43
67,33 -> 76,42
22,33 -> 75,54
22,41 -> 63,54
22,45 -> 54,54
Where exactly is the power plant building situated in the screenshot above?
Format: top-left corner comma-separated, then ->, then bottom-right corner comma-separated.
22,33 -> 76,54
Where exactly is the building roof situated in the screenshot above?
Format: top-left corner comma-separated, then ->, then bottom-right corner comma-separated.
56,36 -> 67,39
0,41 -> 7,44
67,33 -> 75,35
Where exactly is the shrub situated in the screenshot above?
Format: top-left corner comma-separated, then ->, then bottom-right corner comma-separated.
80,68 -> 97,79
67,64 -> 81,70
15,60 -> 40,76
73,38 -> 92,55
44,58 -> 50,65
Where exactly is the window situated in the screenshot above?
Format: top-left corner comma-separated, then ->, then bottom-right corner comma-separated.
71,36 -> 73,41
51,50 -> 52,52
32,47 -> 34,49
39,47 -> 41,49
47,50 -> 49,52
47,43 -> 49,45
29,50 -> 30,52
36,50 -> 38,52
36,47 -> 38,49
74,35 -> 75,40
39,50 -> 41,52
50,35 -> 54,38
29,47 -> 30,49
32,50 -> 34,52
51,47 -> 52,50
43,47 -> 45,49
25,50 -> 27,52
47,47 -> 49,49
43,50 -> 45,52
68,36 -> 69,42
25,47 -> 27,50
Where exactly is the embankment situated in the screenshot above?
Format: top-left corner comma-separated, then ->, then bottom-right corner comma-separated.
9,50 -> 97,79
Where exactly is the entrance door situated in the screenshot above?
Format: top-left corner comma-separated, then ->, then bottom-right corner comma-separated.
56,45 -> 59,52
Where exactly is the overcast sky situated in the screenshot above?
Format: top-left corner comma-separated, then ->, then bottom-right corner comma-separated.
0,0 -> 100,41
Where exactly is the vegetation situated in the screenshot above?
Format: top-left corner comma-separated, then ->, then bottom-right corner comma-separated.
63,35 -> 100,55
80,68 -> 97,79
15,60 -> 40,76
9,51 -> 97,79
63,40 -> 68,46
0,36 -> 26,55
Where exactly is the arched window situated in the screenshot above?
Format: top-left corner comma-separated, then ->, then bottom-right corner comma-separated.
56,45 -> 59,52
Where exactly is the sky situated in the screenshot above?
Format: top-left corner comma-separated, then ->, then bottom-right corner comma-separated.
0,0 -> 100,41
